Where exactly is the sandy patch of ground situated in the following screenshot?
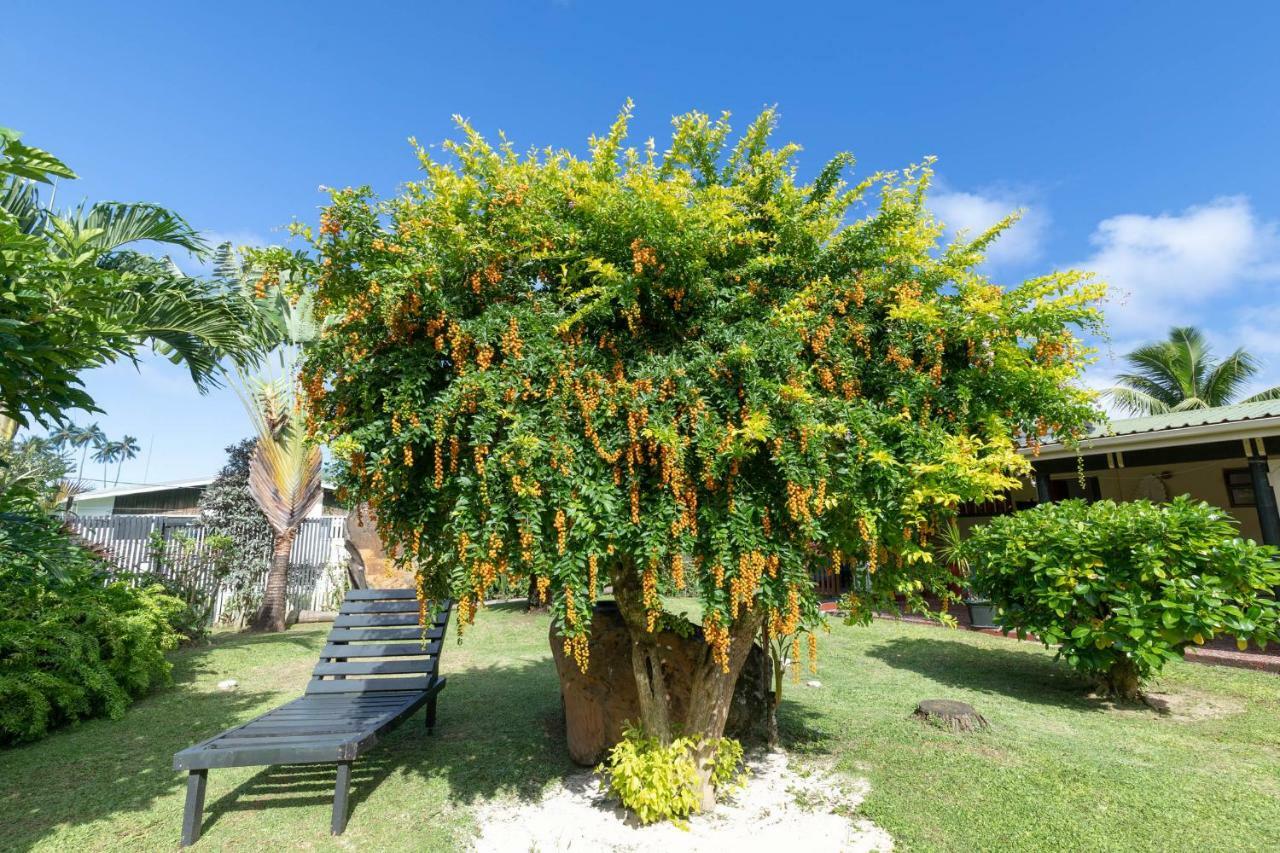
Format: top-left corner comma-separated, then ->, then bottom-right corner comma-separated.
471,750 -> 892,852
1140,690 -> 1246,721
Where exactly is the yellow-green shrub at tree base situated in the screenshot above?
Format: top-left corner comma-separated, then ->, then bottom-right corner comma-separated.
965,496 -> 1280,699
598,724 -> 745,824
276,103 -> 1106,804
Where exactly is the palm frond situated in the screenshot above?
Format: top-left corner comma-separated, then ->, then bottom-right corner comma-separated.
0,175 -> 45,234
1103,386 -> 1171,417
241,376 -> 322,534
1168,326 -> 1211,398
211,241 -> 242,282
1169,396 -> 1211,411
1240,385 -> 1280,404
1202,348 -> 1260,407
1120,344 -> 1186,402
0,131 -> 77,183
96,257 -> 268,387
75,201 -> 207,255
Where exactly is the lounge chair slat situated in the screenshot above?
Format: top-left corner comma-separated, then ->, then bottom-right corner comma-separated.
333,612 -> 448,628
320,642 -> 440,658
211,735 -> 359,750
339,600 -> 422,614
305,676 -> 434,694
333,613 -> 421,628
342,589 -> 418,600
235,724 -> 376,736
313,659 -> 434,676
326,627 -> 441,642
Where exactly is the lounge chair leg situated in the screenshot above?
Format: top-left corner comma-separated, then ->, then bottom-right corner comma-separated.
181,769 -> 207,847
332,761 -> 352,835
426,695 -> 438,734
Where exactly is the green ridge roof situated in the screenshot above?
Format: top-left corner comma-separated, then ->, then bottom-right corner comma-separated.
1086,400 -> 1280,440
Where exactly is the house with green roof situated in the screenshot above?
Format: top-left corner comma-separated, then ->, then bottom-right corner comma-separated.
996,401 -> 1280,546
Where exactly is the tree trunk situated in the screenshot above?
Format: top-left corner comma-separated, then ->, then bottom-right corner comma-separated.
526,575 -> 547,612
761,624 -> 779,749
1100,659 -> 1141,701
610,560 -> 761,807
683,608 -> 762,809
252,527 -> 296,632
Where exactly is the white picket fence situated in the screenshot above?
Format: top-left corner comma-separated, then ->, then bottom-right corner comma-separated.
67,514 -> 348,624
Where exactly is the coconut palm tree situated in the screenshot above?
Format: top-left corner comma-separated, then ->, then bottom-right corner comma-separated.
72,423 -> 106,481
113,434 -> 140,485
1106,327 -> 1280,416
91,440 -> 122,487
215,244 -> 325,632
46,423 -> 82,450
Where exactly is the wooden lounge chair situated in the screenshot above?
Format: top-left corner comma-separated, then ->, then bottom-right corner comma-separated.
173,589 -> 451,846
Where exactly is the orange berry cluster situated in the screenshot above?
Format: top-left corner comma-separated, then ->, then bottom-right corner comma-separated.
563,633 -> 590,674
858,516 -> 878,573
553,509 -> 567,554
587,553 -> 599,602
670,552 -> 685,591
642,562 -> 659,632
500,316 -> 524,360
630,237 -> 659,275
729,551 -> 765,618
704,612 -> 731,673
785,482 -> 814,522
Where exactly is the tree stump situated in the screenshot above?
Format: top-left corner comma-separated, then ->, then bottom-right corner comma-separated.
549,601 -> 771,765
913,699 -> 989,732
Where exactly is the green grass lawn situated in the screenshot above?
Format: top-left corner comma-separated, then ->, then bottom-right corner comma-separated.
1,601 -> 1277,851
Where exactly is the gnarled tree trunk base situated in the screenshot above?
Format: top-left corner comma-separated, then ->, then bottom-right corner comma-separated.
549,601 -> 771,765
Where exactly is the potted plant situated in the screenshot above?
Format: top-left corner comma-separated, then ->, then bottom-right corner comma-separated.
938,520 -> 997,629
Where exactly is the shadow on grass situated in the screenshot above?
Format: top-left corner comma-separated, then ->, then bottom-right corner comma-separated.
865,636 -> 1096,709
0,651 -> 280,847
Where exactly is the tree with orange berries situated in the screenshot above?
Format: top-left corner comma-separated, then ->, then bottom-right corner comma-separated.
282,104 -> 1104,806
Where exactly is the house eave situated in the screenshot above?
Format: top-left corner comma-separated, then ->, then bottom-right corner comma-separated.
1025,414 -> 1280,461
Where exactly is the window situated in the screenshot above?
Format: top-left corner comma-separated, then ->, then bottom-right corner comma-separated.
1223,468 -> 1256,507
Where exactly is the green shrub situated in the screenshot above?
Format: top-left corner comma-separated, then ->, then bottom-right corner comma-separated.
966,497 -> 1280,698
598,724 -> 745,824
0,510 -> 187,743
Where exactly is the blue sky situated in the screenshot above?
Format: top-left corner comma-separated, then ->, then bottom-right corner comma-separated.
6,1 -> 1280,485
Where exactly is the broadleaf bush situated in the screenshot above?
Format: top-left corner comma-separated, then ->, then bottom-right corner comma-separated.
0,509 -> 188,743
965,496 -> 1280,698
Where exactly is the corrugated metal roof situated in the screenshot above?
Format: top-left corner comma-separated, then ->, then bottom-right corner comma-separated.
74,478 -> 339,501
1084,400 -> 1280,440
72,477 -> 215,501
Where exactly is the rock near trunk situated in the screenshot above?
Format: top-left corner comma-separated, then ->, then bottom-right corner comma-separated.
550,601 -> 771,765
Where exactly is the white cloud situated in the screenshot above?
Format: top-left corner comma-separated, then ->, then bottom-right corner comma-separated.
1079,196 -> 1280,338
1077,197 -> 1280,402
930,187 -> 1048,268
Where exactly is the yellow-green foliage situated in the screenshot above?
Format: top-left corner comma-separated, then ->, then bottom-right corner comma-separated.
286,103 -> 1105,657
598,724 -> 745,824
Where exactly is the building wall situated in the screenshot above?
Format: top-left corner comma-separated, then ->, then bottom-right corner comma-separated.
961,455 -> 1280,545
1081,460 -> 1264,541
71,496 -> 115,516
